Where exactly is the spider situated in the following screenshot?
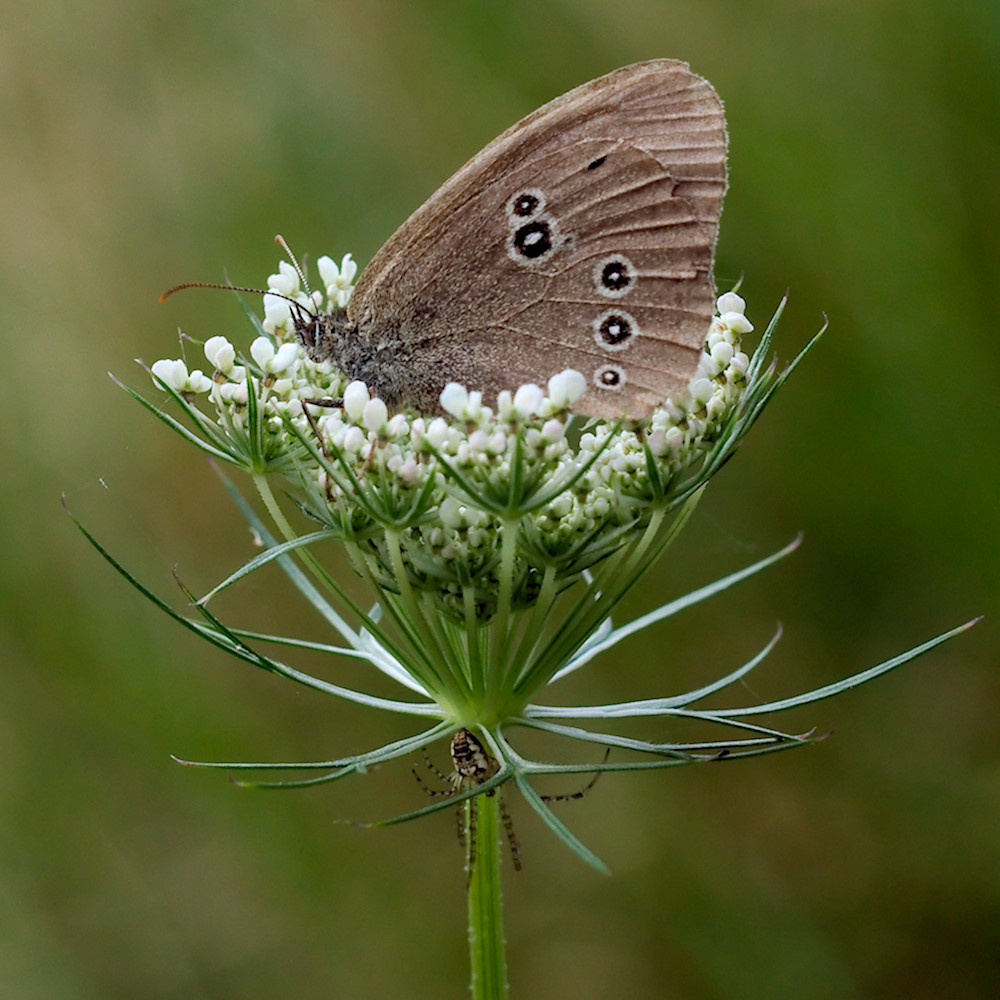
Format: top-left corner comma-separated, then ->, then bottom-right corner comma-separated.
414,729 -> 607,876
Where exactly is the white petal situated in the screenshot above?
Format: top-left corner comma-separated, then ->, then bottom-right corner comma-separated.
362,397 -> 389,432
271,342 -> 301,373
548,369 -> 587,407
716,291 -> 746,315
151,358 -> 187,390
722,311 -> 754,334
250,337 -> 275,367
513,382 -> 544,416
439,382 -> 469,417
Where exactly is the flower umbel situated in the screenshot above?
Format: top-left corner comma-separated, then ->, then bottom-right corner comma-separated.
89,253 -> 975,870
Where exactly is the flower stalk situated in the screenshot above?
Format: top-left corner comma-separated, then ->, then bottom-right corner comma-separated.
467,792 -> 508,1000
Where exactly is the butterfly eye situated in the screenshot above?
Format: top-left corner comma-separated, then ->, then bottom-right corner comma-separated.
594,364 -> 626,390
594,310 -> 638,351
505,188 -> 545,222
593,254 -> 635,298
509,218 -> 557,262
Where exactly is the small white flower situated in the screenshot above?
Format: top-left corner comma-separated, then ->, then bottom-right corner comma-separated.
267,261 -> 302,298
424,417 -> 450,450
730,352 -> 750,377
716,291 -> 747,315
722,311 -> 754,335
216,379 -> 249,406
440,383 -> 470,418
151,359 -> 188,390
272,342 -> 300,373
497,383 -> 544,422
362,398 -> 389,433
547,369 -> 587,409
250,337 -> 300,375
342,381 -> 370,421
342,425 -> 367,453
262,293 -> 293,332
512,383 -> 544,417
204,336 -> 237,373
317,253 -> 357,309
151,359 -> 212,394
689,377 -> 714,407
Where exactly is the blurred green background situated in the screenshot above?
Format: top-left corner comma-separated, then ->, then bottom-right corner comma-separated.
3,1 -> 997,997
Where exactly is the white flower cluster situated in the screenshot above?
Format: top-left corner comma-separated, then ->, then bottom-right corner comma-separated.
150,256 -> 755,617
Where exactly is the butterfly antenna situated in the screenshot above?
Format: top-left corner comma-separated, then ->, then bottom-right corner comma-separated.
275,234 -> 313,298
159,281 -> 318,327
159,280 -> 269,303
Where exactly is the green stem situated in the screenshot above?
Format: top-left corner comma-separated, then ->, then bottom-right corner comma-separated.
487,516 -> 520,716
467,794 -> 509,1000
252,472 -> 297,542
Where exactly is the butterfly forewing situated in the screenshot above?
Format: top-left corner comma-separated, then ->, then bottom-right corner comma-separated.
347,59 -> 727,419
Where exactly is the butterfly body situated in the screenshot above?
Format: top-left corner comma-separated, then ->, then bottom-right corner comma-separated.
299,59 -> 727,419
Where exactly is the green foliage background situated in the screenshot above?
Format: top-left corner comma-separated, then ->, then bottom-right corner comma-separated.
2,1 -> 997,997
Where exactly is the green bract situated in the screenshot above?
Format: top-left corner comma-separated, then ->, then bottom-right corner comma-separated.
84,255 -> 973,870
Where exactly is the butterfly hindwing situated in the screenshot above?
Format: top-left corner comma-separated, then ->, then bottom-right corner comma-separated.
347,60 -> 727,418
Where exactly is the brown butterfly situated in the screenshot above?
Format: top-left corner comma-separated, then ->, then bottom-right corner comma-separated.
172,61 -> 728,420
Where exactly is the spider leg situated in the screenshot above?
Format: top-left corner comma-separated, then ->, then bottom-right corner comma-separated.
412,765 -> 452,797
465,797 -> 478,886
498,789 -> 522,872
539,748 -> 611,802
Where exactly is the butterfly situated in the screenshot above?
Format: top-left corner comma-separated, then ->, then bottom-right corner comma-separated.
172,60 -> 728,420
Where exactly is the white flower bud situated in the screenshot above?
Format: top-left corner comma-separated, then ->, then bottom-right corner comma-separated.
689,378 -> 714,407
424,418 -> 450,449
513,383 -> 544,416
710,341 -> 735,368
204,336 -> 236,372
342,425 -> 367,453
722,311 -> 754,334
342,381 -> 370,421
362,398 -> 389,433
547,369 -> 587,408
716,291 -> 746,315
250,337 -> 275,368
386,414 -> 408,438
440,383 -> 469,418
151,359 -> 188,390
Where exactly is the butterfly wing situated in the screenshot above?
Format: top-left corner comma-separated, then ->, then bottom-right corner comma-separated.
348,59 -> 727,418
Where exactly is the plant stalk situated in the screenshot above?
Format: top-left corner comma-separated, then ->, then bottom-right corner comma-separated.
467,793 -> 508,1000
